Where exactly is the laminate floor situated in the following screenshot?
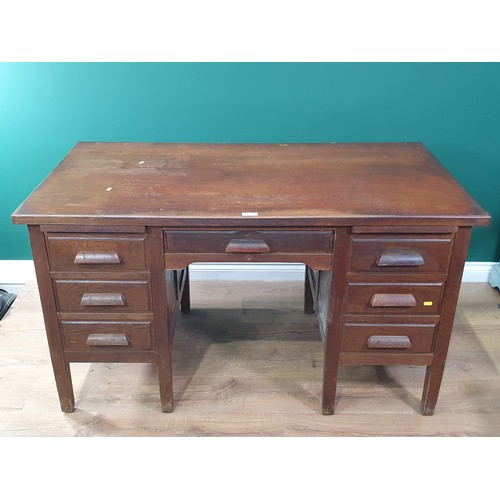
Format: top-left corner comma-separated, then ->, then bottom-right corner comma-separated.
1,279 -> 499,437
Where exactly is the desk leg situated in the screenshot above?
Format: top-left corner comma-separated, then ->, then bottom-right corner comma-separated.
28,225 -> 75,412
304,266 -> 315,314
322,228 -> 350,415
156,348 -> 174,413
181,266 -> 191,314
149,227 -> 174,412
420,227 -> 471,415
48,360 -> 75,413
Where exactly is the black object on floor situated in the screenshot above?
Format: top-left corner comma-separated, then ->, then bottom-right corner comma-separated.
0,289 -> 17,321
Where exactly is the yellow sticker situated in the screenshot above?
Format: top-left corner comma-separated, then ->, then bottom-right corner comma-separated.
423,301 -> 433,306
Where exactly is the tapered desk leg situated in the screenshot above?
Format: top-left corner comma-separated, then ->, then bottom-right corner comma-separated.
156,348 -> 174,413
420,227 -> 471,415
149,227 -> 174,412
322,228 -> 350,415
28,225 -> 75,412
181,266 -> 191,314
304,266 -> 315,314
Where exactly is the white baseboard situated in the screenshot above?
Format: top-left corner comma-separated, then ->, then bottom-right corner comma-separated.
0,260 -> 36,285
461,262 -> 497,283
188,263 -> 305,281
488,263 -> 500,289
0,260 -> 496,285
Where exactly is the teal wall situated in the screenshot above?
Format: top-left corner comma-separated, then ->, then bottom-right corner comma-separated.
1,63 -> 498,261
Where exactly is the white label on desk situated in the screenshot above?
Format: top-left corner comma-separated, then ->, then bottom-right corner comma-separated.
241,212 -> 259,217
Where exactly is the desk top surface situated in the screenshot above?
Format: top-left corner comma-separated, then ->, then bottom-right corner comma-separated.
12,142 -> 490,227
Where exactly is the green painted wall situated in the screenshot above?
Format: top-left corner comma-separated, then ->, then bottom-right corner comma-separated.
1,63 -> 498,261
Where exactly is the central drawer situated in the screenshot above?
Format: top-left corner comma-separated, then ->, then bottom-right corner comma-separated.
164,230 -> 333,254
54,279 -> 151,313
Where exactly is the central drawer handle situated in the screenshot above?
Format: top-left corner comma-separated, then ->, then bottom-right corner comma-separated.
370,293 -> 417,307
86,334 -> 129,346
225,239 -> 270,253
376,252 -> 424,267
74,251 -> 121,265
367,335 -> 412,349
80,293 -> 126,307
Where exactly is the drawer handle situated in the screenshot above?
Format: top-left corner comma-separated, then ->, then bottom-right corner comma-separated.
86,334 -> 129,346
80,293 -> 126,307
367,335 -> 412,349
370,293 -> 417,308
376,252 -> 424,267
225,239 -> 270,253
74,251 -> 121,265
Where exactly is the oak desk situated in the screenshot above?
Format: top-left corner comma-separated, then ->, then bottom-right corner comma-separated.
12,142 -> 490,415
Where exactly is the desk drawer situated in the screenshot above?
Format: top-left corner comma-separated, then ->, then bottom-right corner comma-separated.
350,235 -> 453,273
345,281 -> 444,314
54,279 -> 151,313
61,320 -> 153,351
46,234 -> 148,271
164,230 -> 333,254
343,322 -> 437,353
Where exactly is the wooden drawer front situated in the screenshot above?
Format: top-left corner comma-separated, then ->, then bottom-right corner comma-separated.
54,279 -> 151,312
165,230 -> 333,254
346,282 -> 444,314
46,234 -> 147,271
61,321 -> 153,351
343,322 -> 437,353
350,235 -> 453,273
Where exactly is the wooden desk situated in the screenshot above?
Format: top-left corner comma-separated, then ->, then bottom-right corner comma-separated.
12,142 -> 490,415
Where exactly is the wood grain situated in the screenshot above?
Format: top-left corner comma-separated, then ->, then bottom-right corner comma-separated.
2,279 -> 498,436
12,142 -> 490,227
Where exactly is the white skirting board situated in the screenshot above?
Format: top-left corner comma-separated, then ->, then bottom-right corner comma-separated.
0,261 -> 36,293
489,263 -> 500,289
0,260 -> 497,286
